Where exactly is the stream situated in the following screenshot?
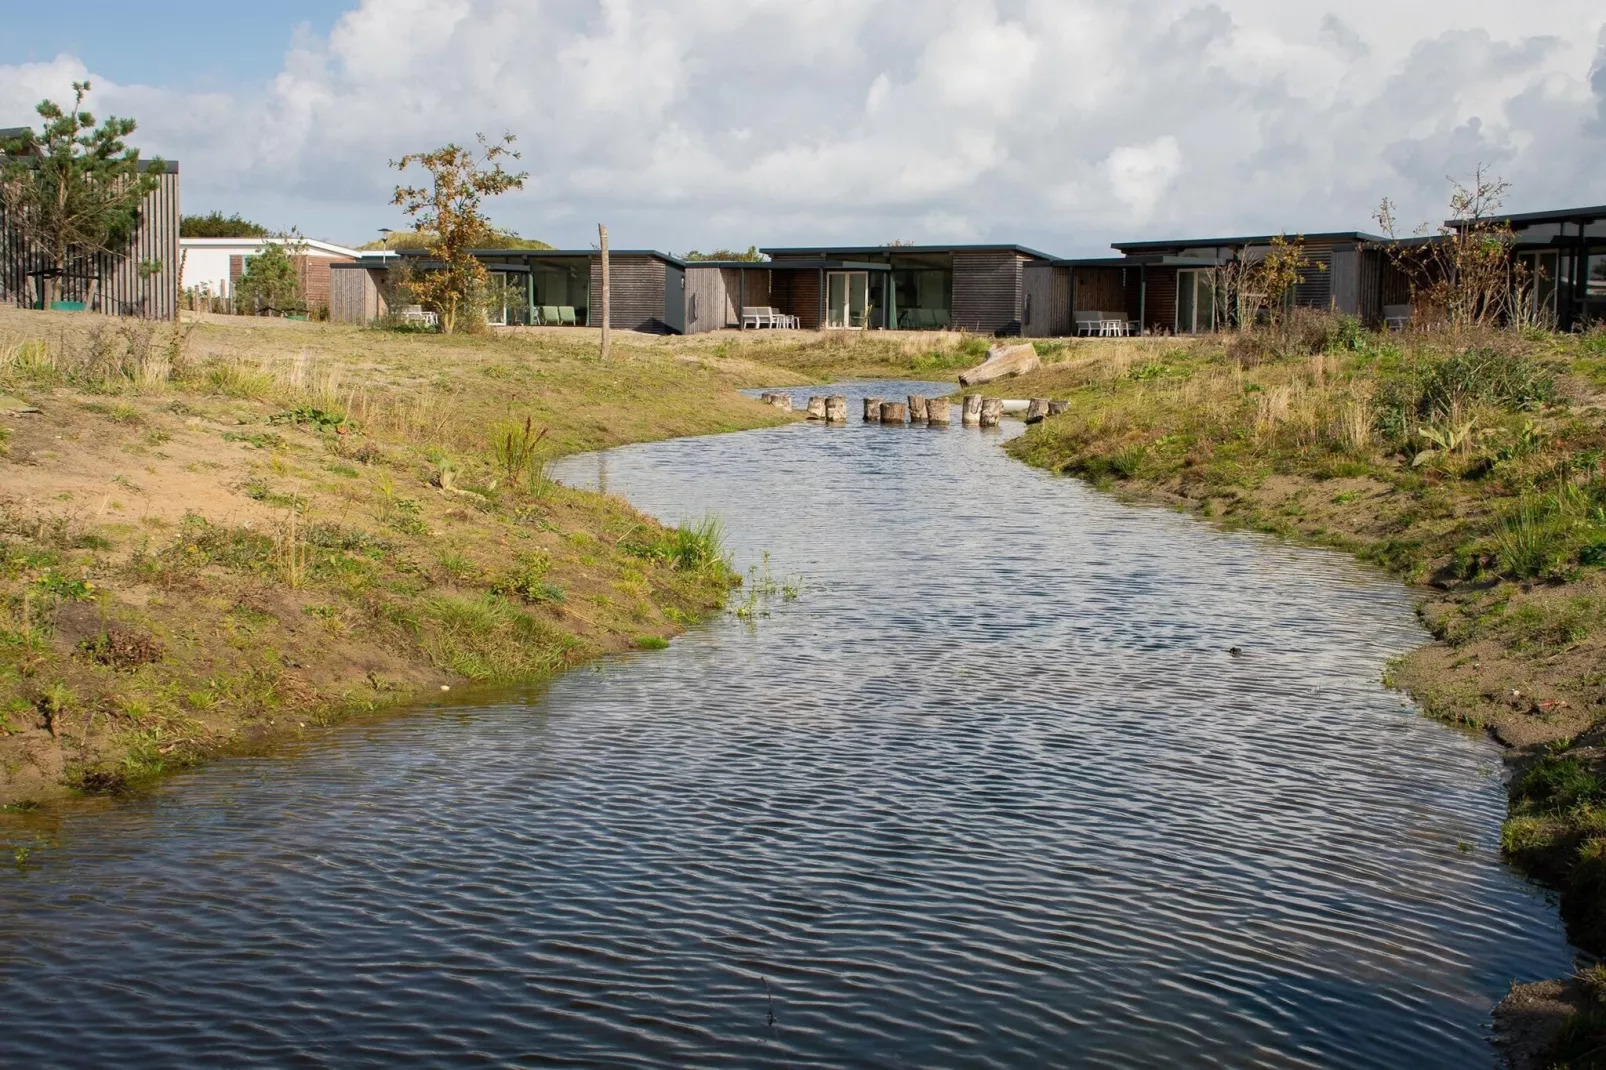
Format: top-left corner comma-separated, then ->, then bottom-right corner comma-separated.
0,380 -> 1576,1068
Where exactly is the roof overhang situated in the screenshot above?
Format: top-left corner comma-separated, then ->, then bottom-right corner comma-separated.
1054,255 -> 1224,268
687,258 -> 891,271
1111,231 -> 1385,253
394,248 -> 683,265
1448,204 -> 1606,229
761,243 -> 1057,261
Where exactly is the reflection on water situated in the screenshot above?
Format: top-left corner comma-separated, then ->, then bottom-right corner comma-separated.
0,381 -> 1573,1068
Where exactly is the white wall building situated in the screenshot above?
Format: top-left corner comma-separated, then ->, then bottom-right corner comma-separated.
179,237 -> 366,298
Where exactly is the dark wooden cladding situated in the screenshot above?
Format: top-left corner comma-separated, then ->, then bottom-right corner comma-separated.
1,166 -> 180,319
1072,267 -> 1126,312
1134,268 -> 1177,334
772,269 -> 821,330
588,255 -> 667,330
1022,263 -> 1069,336
737,267 -> 771,310
952,250 -> 1028,333
1292,243 -> 1334,309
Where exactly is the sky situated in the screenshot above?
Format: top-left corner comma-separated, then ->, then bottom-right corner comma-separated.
2,0 -> 1603,257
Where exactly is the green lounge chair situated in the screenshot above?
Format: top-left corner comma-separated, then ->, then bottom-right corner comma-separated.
540,305 -> 561,326
558,306 -> 577,326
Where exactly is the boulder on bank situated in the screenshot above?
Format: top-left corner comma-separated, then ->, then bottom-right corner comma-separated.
958,343 -> 1041,386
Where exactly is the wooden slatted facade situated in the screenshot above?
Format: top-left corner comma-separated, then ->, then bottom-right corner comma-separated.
0,162 -> 180,319
952,250 -> 1032,333
770,269 -> 822,330
761,245 -> 1051,334
1021,262 -> 1070,337
587,254 -> 669,330
1137,269 -> 1177,334
329,263 -> 391,324
683,266 -> 737,333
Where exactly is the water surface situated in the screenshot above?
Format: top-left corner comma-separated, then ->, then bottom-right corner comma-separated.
0,380 -> 1573,1068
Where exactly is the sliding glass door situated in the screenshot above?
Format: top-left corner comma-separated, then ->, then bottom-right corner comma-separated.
1175,269 -> 1217,334
1518,251 -> 1560,327
826,271 -> 869,329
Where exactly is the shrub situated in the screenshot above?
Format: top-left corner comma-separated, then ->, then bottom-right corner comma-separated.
423,593 -> 575,680
489,416 -> 547,484
1326,315 -> 1368,353
1374,346 -> 1555,445
235,240 -> 306,316
492,552 -> 565,604
1494,502 -> 1570,580
620,517 -> 727,574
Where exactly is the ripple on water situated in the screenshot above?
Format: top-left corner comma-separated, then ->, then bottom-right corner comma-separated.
0,380 -> 1574,1069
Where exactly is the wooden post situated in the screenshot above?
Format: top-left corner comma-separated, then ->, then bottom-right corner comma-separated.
907,394 -> 927,421
1025,398 -> 1050,424
1048,399 -> 1069,416
863,396 -> 883,422
879,401 -> 908,424
925,397 -> 952,424
806,396 -> 827,420
979,398 -> 1003,427
962,395 -> 983,425
599,223 -> 612,360
825,395 -> 847,422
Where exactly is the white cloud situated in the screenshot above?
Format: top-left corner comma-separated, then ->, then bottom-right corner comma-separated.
3,0 -> 1603,256
1104,137 -> 1183,221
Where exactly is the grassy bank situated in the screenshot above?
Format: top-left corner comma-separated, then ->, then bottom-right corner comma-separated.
4,310 -> 961,809
983,319 -> 1606,1061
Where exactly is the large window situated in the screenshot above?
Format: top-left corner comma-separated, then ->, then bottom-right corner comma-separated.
530,261 -> 590,325
485,270 -> 529,326
1519,251 -> 1560,327
1175,269 -> 1217,334
826,271 -> 869,329
890,255 -> 952,329
1589,252 -> 1606,298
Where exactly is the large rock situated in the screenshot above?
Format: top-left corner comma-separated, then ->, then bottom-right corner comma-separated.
958,343 -> 1041,386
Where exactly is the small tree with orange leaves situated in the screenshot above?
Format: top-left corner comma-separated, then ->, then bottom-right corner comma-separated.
390,133 -> 527,333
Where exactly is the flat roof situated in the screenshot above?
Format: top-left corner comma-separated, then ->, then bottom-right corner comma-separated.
181,236 -> 365,257
1112,231 -> 1385,252
684,258 -> 891,271
1449,204 -> 1606,227
1053,255 -> 1224,268
761,243 -> 1057,261
395,248 -> 683,264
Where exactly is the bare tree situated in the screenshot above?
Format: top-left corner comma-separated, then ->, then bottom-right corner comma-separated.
1374,165 -> 1521,330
